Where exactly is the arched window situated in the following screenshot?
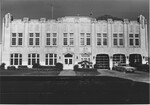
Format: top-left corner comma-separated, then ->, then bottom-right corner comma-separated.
10,53 -> 22,65
28,53 -> 40,65
45,53 -> 57,66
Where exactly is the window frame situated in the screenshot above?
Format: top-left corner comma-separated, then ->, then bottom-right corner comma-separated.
96,33 -> 108,46
11,33 -> 23,46
28,53 -> 40,65
10,53 -> 22,65
28,33 -> 40,46
45,53 -> 57,66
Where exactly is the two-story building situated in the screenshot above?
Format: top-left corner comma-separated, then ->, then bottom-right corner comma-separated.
0,13 -> 148,69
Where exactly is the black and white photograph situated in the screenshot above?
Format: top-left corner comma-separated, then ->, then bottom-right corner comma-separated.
0,0 -> 149,104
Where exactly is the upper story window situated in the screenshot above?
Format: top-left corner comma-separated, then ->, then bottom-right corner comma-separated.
29,33 -> 40,46
80,33 -> 91,46
28,53 -> 40,65
63,33 -> 74,46
113,33 -> 124,46
129,34 -> 140,47
11,33 -> 23,46
46,33 -> 57,46
10,53 -> 22,65
97,33 -> 107,46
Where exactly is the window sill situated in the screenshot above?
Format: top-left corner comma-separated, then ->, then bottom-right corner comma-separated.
129,46 -> 141,48
10,45 -> 23,47
45,45 -> 58,47
113,46 -> 125,48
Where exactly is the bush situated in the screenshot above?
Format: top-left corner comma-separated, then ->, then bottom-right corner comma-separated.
55,62 -> 63,70
74,65 -> 79,70
0,63 -> 6,70
7,66 -> 16,70
18,65 -> 28,70
32,63 -> 41,69
94,64 -> 97,69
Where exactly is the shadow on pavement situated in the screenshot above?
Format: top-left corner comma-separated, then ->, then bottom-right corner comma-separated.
0,76 -> 149,104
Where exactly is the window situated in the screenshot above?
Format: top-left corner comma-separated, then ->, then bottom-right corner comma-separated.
11,33 -> 23,46
10,53 -> 22,65
97,33 -> 107,46
129,34 -> 140,46
46,33 -> 57,46
29,33 -> 40,46
80,33 -> 91,46
97,33 -> 101,45
113,33 -> 124,46
63,33 -> 74,46
28,53 -> 40,65
45,53 -> 57,66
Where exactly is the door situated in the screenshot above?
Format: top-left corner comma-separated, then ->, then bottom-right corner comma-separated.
96,54 -> 110,69
64,53 -> 73,69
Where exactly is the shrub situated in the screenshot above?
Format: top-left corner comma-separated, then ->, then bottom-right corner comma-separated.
94,64 -> 97,69
55,62 -> 63,70
18,65 -> 28,70
0,63 -> 6,70
74,65 -> 79,70
32,63 -> 41,69
7,66 -> 16,70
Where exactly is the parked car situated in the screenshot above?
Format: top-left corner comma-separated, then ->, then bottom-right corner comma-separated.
136,62 -> 149,72
113,63 -> 136,73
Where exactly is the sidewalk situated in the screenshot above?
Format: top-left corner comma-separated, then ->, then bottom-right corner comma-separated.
59,70 -> 76,76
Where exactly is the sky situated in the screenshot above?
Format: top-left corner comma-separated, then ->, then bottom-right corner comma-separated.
0,0 -> 149,42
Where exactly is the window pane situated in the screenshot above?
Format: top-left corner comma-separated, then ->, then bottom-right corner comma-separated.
129,39 -> 133,45
28,59 -> 31,65
35,33 -> 40,37
70,33 -> 73,37
12,33 -> 16,37
86,38 -> 91,45
70,38 -> 74,45
50,54 -> 53,57
32,54 -> 36,57
86,33 -> 90,37
135,39 -> 139,45
18,38 -> 22,45
119,34 -> 123,37
97,38 -> 101,45
69,59 -> 72,64
12,38 -> 16,45
53,33 -> 57,37
46,59 -> 48,65
47,33 -> 50,37
15,54 -> 18,57
19,59 -> 22,65
113,34 -> 117,37
10,59 -> 13,65
50,59 -> 53,65
97,33 -> 101,37
37,54 -> 39,57
103,38 -> 107,45
114,39 -> 117,45
32,59 -> 36,65
65,59 -> 68,64
63,33 -> 67,37
18,33 -> 23,37
35,38 -> 39,45
81,38 -> 84,45
64,38 -> 67,45
29,33 -> 33,37
29,38 -> 33,45
14,59 -> 18,65
80,33 -> 84,37
129,34 -> 133,37
54,59 -> 57,65
46,38 -> 50,45
119,39 -> 123,45
103,33 -> 107,37
135,34 -> 139,37
53,38 -> 57,45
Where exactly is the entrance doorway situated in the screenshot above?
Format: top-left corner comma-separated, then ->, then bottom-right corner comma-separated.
64,53 -> 73,69
129,54 -> 142,67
